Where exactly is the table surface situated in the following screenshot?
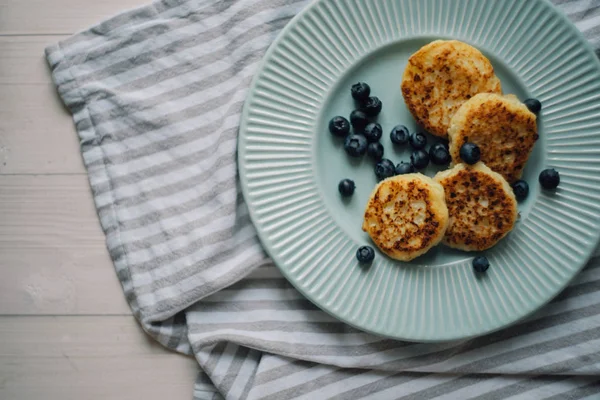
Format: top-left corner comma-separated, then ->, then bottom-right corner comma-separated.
0,1 -> 199,398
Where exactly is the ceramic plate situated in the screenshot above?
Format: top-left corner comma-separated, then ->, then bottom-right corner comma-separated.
238,0 -> 600,341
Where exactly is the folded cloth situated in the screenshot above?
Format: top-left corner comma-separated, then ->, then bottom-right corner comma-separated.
46,0 -> 600,398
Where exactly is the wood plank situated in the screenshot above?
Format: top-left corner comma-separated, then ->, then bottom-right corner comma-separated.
0,175 -> 103,249
0,247 -> 129,315
0,175 -> 132,315
0,84 -> 84,174
0,37 -> 85,175
0,316 -> 199,399
0,5 -> 202,398
0,0 -> 150,35
0,36 -> 66,85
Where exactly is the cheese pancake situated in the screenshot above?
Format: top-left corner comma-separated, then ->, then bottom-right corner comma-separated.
362,174 -> 448,261
401,40 -> 502,137
434,163 -> 518,251
448,93 -> 537,183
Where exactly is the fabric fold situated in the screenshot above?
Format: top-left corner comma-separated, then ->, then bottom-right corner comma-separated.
46,0 -> 600,398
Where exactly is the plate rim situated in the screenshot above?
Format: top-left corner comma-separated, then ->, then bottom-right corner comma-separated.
238,0 -> 600,342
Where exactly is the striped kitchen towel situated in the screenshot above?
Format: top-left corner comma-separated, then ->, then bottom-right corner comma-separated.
46,0 -> 600,399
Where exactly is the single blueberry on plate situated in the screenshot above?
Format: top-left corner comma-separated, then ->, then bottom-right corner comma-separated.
511,180 -> 529,201
409,131 -> 427,150
344,134 -> 368,157
328,116 -> 350,137
395,162 -> 415,175
356,246 -> 375,264
363,122 -> 383,142
390,125 -> 410,145
539,168 -> 560,189
411,149 -> 430,169
367,142 -> 384,161
350,110 -> 369,131
338,179 -> 355,197
351,82 -> 371,103
473,256 -> 490,273
524,98 -> 542,114
460,142 -> 481,165
429,142 -> 450,165
362,96 -> 383,117
375,158 -> 396,181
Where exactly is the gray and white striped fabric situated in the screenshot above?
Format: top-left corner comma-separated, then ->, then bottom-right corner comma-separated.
46,0 -> 600,398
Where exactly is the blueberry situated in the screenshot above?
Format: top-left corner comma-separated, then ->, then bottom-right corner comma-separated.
539,168 -> 560,189
363,122 -> 383,142
375,158 -> 396,181
367,142 -> 384,161
409,131 -> 427,150
524,98 -> 542,114
350,110 -> 369,131
338,179 -> 355,197
459,142 -> 481,165
390,125 -> 410,145
362,96 -> 383,117
395,162 -> 415,175
328,116 -> 350,137
344,134 -> 368,157
356,246 -> 375,264
473,256 -> 490,273
410,149 -> 430,169
511,180 -> 529,201
351,82 -> 371,103
429,143 -> 450,165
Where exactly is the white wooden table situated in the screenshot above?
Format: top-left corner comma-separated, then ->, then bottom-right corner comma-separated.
0,1 -> 198,398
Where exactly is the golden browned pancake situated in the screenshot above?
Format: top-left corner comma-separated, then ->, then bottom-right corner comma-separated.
401,40 -> 502,137
362,174 -> 448,261
434,163 -> 518,251
448,93 -> 538,183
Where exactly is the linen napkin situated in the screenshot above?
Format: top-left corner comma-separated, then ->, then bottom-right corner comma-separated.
46,0 -> 600,398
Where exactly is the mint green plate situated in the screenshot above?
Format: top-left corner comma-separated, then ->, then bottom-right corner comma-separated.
238,0 -> 600,341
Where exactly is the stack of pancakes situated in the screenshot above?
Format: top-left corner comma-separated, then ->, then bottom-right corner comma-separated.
362,40 -> 536,261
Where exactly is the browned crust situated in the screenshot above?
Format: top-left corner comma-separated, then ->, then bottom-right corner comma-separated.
401,40 -> 502,137
435,164 -> 517,251
362,175 -> 448,260
448,93 -> 537,183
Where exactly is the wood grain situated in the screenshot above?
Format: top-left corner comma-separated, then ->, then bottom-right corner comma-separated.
0,36 -> 66,85
0,0 -> 150,35
0,1 -> 201,396
0,175 -> 103,249
0,247 -> 130,315
0,37 -> 85,175
0,175 -> 132,315
0,316 -> 199,399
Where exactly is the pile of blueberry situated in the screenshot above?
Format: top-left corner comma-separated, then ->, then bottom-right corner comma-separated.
330,82 -> 453,266
330,82 -> 453,195
329,82 -> 384,162
329,83 -> 560,272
